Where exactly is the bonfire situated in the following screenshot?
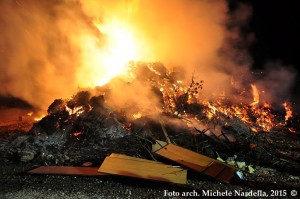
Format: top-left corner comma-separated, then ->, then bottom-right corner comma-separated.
0,0 -> 299,198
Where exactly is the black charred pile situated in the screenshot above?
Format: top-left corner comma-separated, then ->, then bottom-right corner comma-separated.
0,62 -> 300,181
1,92 -> 134,165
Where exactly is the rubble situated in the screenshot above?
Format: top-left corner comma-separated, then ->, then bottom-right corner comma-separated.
20,150 -> 36,162
0,62 -> 299,196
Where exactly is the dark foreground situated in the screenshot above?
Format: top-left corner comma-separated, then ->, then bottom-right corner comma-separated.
1,157 -> 300,199
0,103 -> 300,198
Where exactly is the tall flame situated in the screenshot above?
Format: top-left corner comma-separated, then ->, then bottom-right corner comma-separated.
94,20 -> 140,85
77,19 -> 141,87
283,102 -> 293,123
250,84 -> 259,107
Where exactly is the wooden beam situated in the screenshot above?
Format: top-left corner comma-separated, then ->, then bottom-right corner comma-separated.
98,153 -> 187,184
152,141 -> 239,183
28,166 -> 107,176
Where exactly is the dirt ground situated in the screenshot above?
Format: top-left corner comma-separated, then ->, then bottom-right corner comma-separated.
1,146 -> 300,199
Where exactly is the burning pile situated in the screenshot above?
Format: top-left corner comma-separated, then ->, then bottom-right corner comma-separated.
0,1 -> 299,183
1,62 -> 299,174
201,85 -> 295,133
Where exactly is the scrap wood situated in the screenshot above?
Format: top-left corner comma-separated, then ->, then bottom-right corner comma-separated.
152,140 -> 239,183
277,150 -> 300,163
28,166 -> 106,176
98,153 -> 187,184
194,127 -> 231,150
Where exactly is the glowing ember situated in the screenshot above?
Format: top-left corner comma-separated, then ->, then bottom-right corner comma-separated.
34,115 -> 46,122
72,132 -> 83,137
66,106 -> 85,116
288,128 -> 296,133
251,128 -> 258,133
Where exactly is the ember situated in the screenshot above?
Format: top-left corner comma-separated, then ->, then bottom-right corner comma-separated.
72,132 -> 83,137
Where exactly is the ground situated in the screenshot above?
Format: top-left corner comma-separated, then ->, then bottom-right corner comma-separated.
1,107 -> 300,199
0,158 -> 300,199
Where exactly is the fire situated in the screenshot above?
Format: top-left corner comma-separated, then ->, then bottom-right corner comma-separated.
206,102 -> 218,119
288,128 -> 296,133
78,18 -> 143,88
66,106 -> 85,116
26,59 -> 295,135
201,84 -> 282,132
133,112 -> 142,119
253,103 -> 275,132
94,20 -> 140,84
72,132 -> 83,137
283,102 -> 293,123
2,1 -> 297,138
250,84 -> 259,107
95,21 -> 138,61
34,115 -> 46,122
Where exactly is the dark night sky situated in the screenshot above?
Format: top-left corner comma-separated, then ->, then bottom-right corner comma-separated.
234,0 -> 299,101
248,1 -> 299,69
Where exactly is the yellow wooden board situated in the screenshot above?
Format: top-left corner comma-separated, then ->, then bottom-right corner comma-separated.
153,142 -> 214,170
152,141 -> 239,183
108,153 -> 164,164
98,153 -> 187,184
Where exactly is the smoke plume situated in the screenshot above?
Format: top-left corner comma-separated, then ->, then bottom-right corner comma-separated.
0,0 -> 296,115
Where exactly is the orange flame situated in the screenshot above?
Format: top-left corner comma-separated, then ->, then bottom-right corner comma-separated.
283,102 -> 293,123
200,84 -> 280,132
34,115 -> 46,122
250,84 -> 259,107
132,112 -> 142,119
288,128 -> 296,133
72,132 -> 83,137
94,20 -> 140,84
66,106 -> 85,116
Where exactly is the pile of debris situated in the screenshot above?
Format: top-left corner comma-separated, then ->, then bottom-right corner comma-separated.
0,62 -> 299,190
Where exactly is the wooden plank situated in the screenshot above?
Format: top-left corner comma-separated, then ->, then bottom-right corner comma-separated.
108,153 -> 163,164
203,161 -> 226,177
28,166 -> 106,176
153,143 -> 214,169
98,153 -> 187,184
150,140 -> 168,153
216,166 -> 237,182
152,141 -> 239,183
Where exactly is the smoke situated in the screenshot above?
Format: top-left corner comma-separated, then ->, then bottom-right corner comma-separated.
0,1 -> 84,111
0,0 -> 296,115
81,0 -> 233,93
79,0 -> 257,110
255,61 -> 297,106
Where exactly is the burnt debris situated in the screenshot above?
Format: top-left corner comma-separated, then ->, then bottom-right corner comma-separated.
0,62 -> 299,187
